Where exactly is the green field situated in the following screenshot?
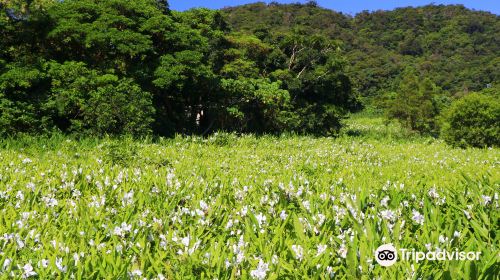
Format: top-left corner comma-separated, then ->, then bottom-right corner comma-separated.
0,116 -> 498,279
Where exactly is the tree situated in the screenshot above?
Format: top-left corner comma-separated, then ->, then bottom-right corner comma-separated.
441,92 -> 499,148
385,69 -> 442,134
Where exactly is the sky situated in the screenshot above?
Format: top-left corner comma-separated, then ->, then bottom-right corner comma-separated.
168,0 -> 500,15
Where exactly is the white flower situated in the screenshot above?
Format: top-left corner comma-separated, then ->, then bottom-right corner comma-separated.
463,210 -> 471,219
255,213 -> 266,228
225,219 -> 234,229
279,210 -> 288,220
380,209 -> 396,221
316,244 -> 327,256
46,197 -> 58,207
38,259 -> 48,268
22,263 -> 37,279
481,195 -> 492,205
271,255 -> 278,264
73,253 -> 80,265
327,266 -> 335,278
26,182 -> 36,191
113,226 -> 123,237
121,222 -> 132,232
438,235 -> 448,244
122,191 -> 134,206
181,235 -> 190,247
338,243 -> 348,258
453,231 -> 461,238
380,196 -> 390,207
2,259 -> 11,270
428,188 -> 439,199
291,245 -> 304,261
303,200 -> 310,212
425,243 -> 432,251
55,258 -> 67,273
411,209 -> 424,225
250,259 -> 269,280
130,269 -> 142,277
199,200 -> 208,211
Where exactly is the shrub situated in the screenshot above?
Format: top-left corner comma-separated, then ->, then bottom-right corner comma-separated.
440,93 -> 499,148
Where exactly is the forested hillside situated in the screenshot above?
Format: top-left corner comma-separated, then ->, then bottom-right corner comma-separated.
223,2 -> 500,100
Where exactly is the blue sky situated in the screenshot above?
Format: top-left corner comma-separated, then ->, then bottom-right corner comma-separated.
169,0 -> 499,15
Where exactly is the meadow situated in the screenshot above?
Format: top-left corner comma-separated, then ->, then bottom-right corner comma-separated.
0,116 -> 498,279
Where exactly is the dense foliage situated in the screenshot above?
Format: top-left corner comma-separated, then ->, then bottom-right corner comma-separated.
1,1 -> 499,145
224,2 -> 500,101
378,69 -> 446,135
441,92 -> 500,148
0,0 -> 356,137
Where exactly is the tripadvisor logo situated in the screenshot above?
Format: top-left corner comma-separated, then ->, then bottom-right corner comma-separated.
375,244 -> 398,267
375,244 -> 481,267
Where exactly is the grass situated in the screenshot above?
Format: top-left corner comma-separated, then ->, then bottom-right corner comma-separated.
0,115 -> 498,279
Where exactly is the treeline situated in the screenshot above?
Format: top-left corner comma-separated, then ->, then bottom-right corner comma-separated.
1,1 -> 498,146
0,0 -> 356,137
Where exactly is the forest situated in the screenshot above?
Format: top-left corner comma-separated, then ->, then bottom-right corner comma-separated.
1,0 -> 498,146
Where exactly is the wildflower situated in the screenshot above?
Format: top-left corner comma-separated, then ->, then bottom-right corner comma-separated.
411,209 -> 424,225
463,210 -> 471,219
327,266 -> 335,278
181,235 -> 190,247
428,188 -> 439,199
233,236 -> 246,264
43,197 -> 58,208
438,235 -> 448,244
380,196 -> 390,207
38,259 -> 48,268
2,259 -> 11,271
255,213 -> 266,228
271,255 -> 278,264
338,243 -> 348,258
453,231 -> 461,238
73,253 -> 80,265
279,210 -> 288,220
199,200 -> 208,211
291,245 -> 304,261
303,200 -> 311,212
380,209 -> 395,221
481,195 -> 492,205
316,244 -> 327,256
21,263 -> 37,279
26,182 -> 35,191
16,191 -> 25,201
225,219 -> 234,230
55,258 -> 67,273
250,259 -> 269,280
122,191 -> 134,206
130,269 -> 142,277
